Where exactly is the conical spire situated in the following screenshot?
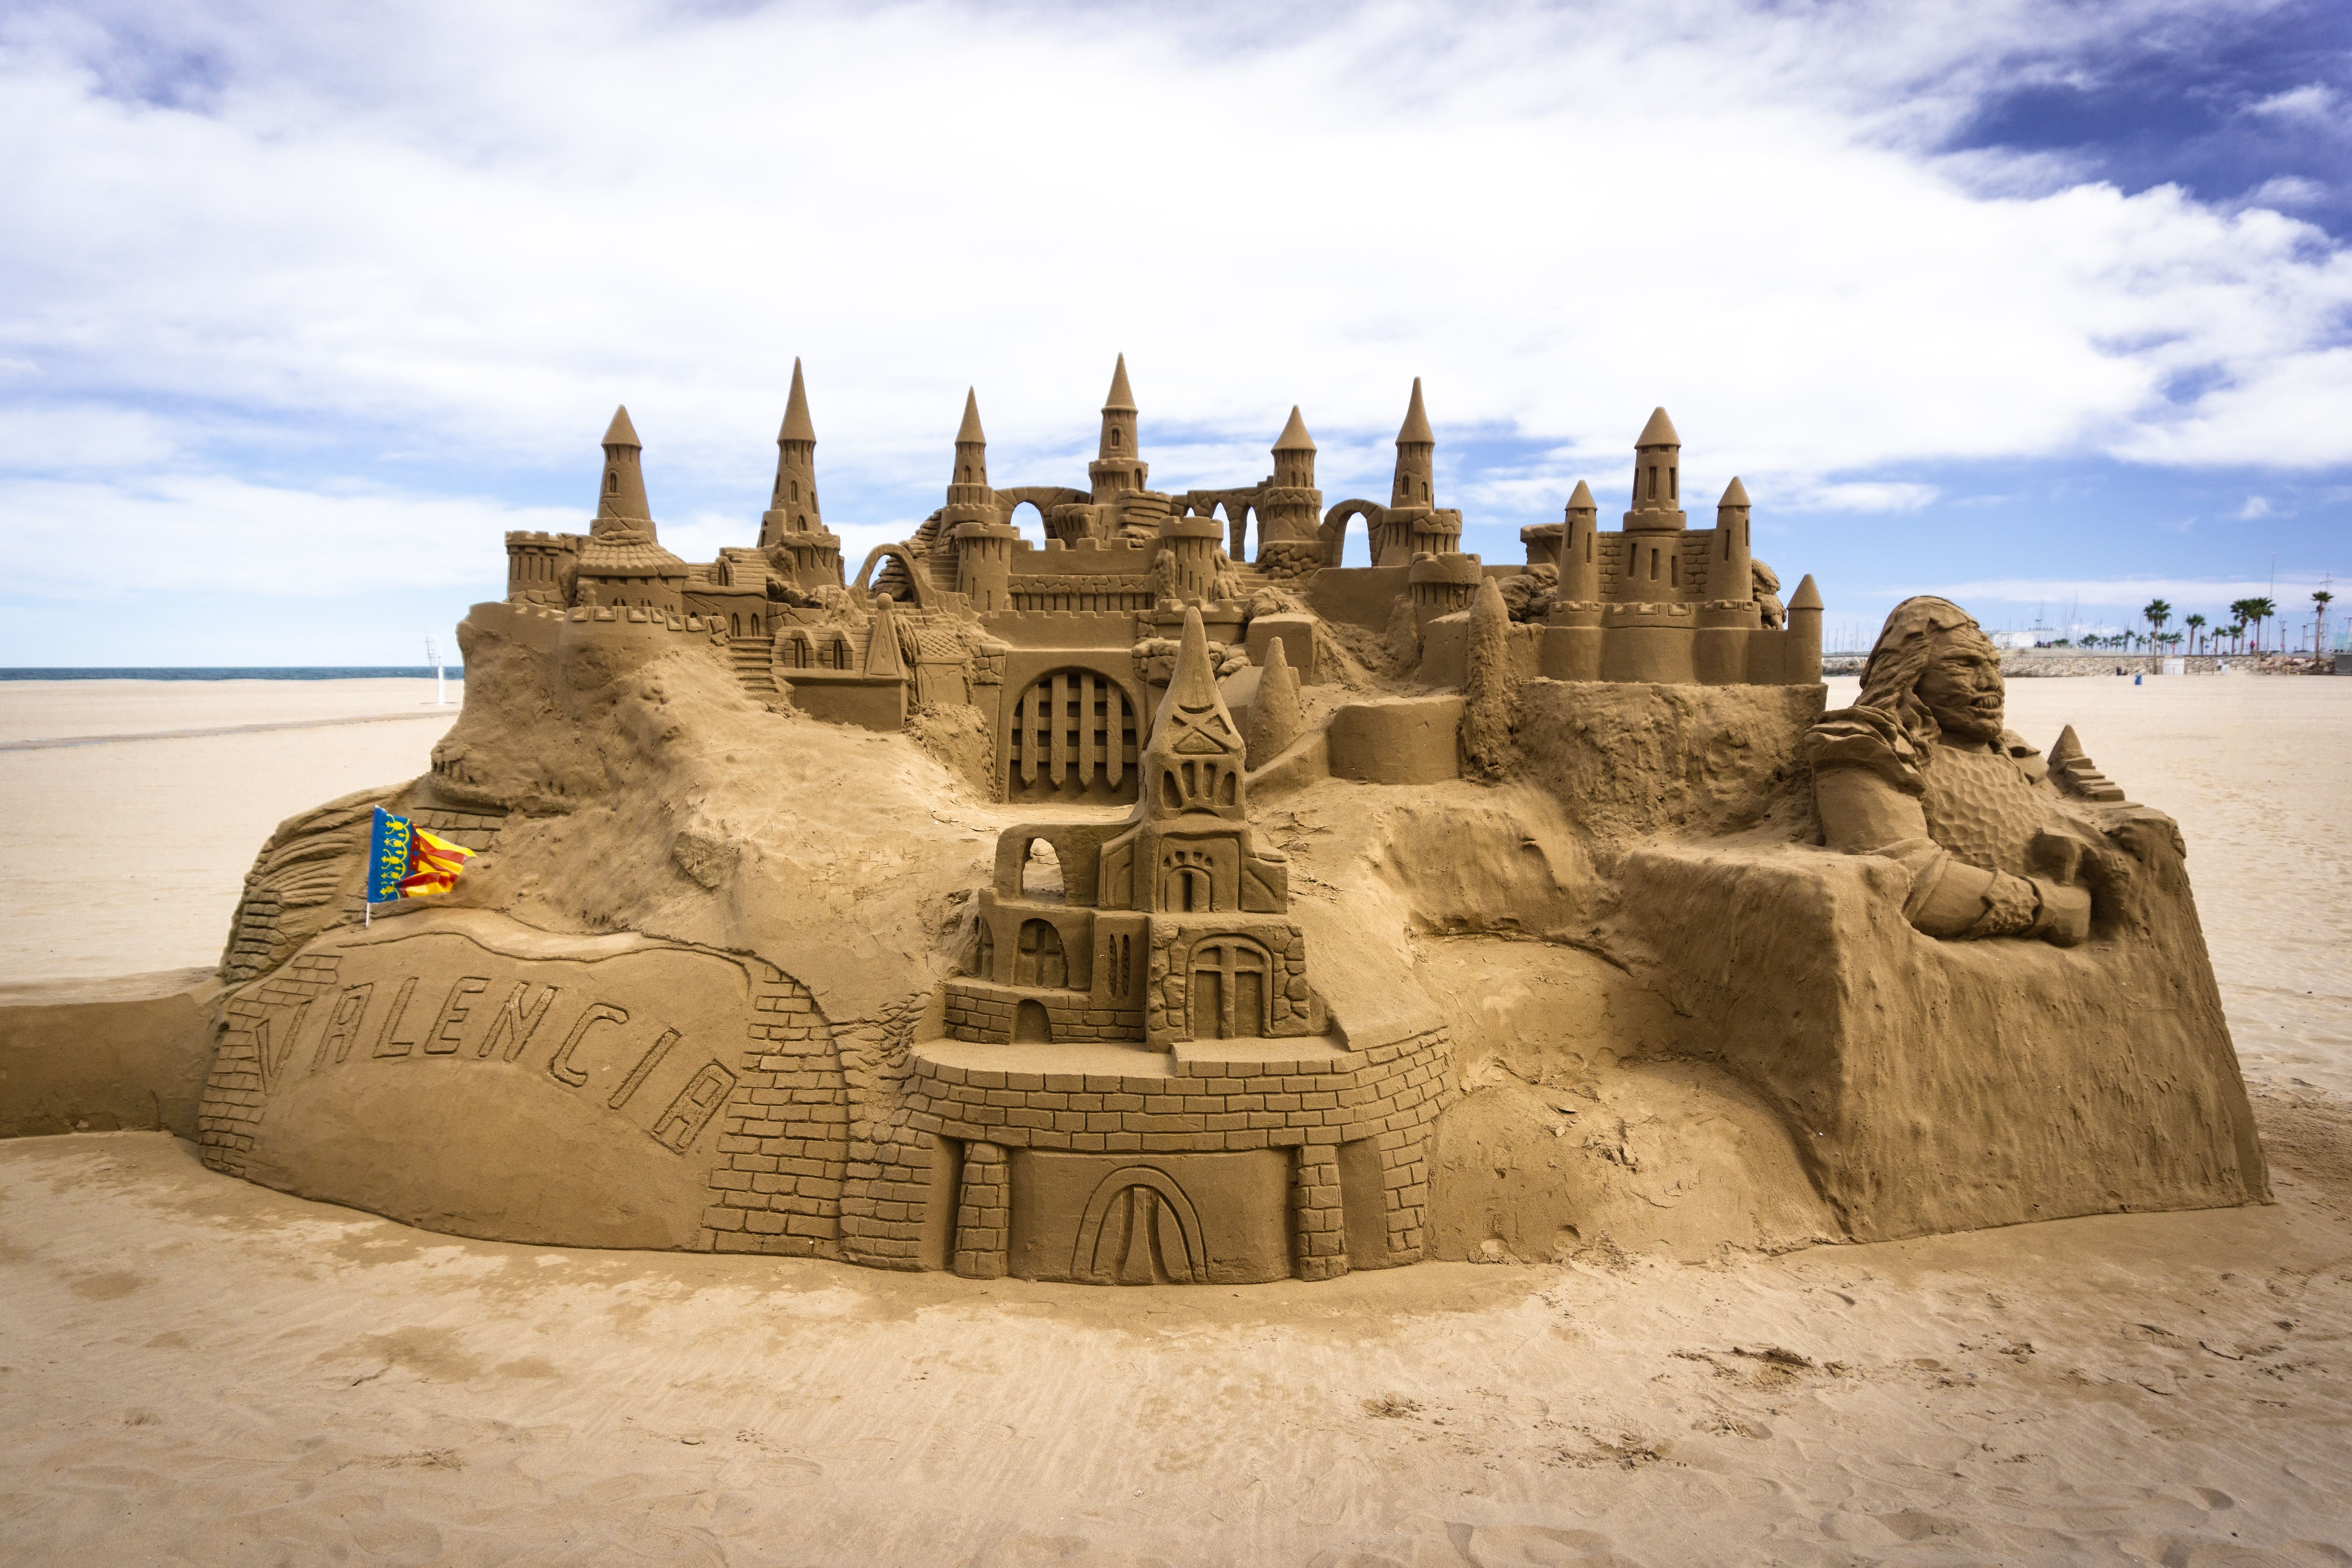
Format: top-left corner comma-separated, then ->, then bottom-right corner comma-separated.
1246,635 -> 1306,769
1396,378 -> 1434,445
1168,604 -> 1219,714
779,359 -> 816,444
1274,405 -> 1316,452
864,593 -> 905,679
956,387 -> 985,444
597,406 -> 651,524
1636,406 -> 1680,448
1565,479 -> 1595,511
1103,353 -> 1136,411
1789,573 -> 1822,611
1142,605 -> 1248,823
1719,476 -> 1749,506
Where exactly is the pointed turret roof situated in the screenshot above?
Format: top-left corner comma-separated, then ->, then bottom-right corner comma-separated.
602,406 -> 641,449
779,359 -> 816,444
956,387 -> 985,444
1790,573 -> 1822,611
1274,405 -> 1316,452
1396,378 -> 1434,445
1719,476 -> 1750,507
1103,353 -> 1136,412
864,593 -> 905,679
1565,479 -> 1595,511
1635,406 -> 1680,448
1165,604 -> 1221,720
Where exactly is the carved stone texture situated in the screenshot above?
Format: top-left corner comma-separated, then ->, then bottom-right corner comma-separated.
197,908 -> 848,1256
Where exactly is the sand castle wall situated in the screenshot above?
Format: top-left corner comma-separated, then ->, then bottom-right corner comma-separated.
0,968 -> 222,1139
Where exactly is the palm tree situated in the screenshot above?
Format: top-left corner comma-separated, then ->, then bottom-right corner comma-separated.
2315,589 -> 2335,657
2186,612 -> 2206,655
2143,599 -> 2171,670
2228,599 -> 2257,653
2245,597 -> 2277,654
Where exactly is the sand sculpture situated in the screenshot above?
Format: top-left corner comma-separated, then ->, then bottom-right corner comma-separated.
186,359 -> 2267,1281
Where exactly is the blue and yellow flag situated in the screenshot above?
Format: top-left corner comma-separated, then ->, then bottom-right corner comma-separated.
368,806 -> 477,904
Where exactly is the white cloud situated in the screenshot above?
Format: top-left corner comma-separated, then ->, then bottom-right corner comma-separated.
2246,175 -> 2327,209
0,0 -> 2345,623
2236,495 -> 2273,519
2247,83 -> 2339,123
1769,478 -> 1942,513
3,474 -> 567,595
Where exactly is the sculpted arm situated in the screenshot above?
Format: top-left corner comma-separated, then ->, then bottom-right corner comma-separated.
1814,764 -> 2088,944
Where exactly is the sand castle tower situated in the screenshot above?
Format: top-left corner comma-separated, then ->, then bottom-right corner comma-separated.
1616,406 -> 1688,604
571,406 -> 688,613
949,390 -> 1021,612
1382,379 -> 1463,563
1252,406 -> 1325,565
758,360 -> 846,589
1088,354 -> 1149,502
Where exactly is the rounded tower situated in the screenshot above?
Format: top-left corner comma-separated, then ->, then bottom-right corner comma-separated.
946,389 -> 1020,611
1712,476 -> 1753,602
943,388 -> 995,523
1088,354 -> 1149,502
760,359 -> 820,546
1255,405 -> 1325,563
1390,378 -> 1435,511
597,406 -> 651,524
1623,406 -> 1686,532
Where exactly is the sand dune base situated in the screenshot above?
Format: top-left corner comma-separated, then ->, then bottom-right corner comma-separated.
3,1095 -> 2347,1567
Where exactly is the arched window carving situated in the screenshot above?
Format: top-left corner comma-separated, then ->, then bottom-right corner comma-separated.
1187,938 -> 1271,1041
1015,920 -> 1068,989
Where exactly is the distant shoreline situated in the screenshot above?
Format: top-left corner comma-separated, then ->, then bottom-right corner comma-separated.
0,667 -> 465,682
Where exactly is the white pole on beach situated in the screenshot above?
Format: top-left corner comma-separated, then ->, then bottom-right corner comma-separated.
426,636 -> 446,707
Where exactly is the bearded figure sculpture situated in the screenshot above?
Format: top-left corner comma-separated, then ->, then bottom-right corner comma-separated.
1807,596 -> 2150,945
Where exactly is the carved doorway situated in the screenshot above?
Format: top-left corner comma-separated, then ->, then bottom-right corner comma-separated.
1071,1166 -> 1209,1284
1005,669 -> 1140,805
1188,938 -> 1269,1041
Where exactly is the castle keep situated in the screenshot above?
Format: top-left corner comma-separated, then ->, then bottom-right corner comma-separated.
504,356 -> 1823,803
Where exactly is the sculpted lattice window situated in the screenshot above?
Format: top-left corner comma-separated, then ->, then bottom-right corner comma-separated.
1006,670 -> 1139,803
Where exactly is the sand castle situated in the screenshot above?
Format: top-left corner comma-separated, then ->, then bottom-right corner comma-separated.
164,359 -> 2265,1283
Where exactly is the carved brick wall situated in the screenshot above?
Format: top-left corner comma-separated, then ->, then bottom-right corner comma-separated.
699,961 -> 851,1258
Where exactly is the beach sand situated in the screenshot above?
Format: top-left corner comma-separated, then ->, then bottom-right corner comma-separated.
0,673 -> 2346,1566
0,680 -> 456,981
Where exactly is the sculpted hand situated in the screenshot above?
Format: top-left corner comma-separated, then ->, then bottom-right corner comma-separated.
2028,880 -> 2092,946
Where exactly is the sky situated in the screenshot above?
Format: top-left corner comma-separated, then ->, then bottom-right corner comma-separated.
2,0 -> 2348,664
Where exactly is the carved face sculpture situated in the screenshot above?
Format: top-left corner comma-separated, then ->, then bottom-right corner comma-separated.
1914,632 -> 2006,745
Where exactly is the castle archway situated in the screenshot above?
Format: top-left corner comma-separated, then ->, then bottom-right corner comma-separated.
1188,937 -> 1271,1041
1071,1165 -> 1209,1285
851,543 -> 934,608
1004,668 -> 1142,805
1321,500 -> 1386,568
